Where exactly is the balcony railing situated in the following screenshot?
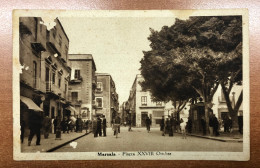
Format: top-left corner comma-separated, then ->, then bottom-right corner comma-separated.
69,76 -> 83,84
46,81 -> 66,99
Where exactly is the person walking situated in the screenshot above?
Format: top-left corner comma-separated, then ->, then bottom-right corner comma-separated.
187,117 -> 192,134
128,118 -> 132,132
223,116 -> 229,132
102,115 -> 107,137
169,116 -> 174,137
97,116 -> 102,136
227,116 -> 233,133
238,115 -> 243,134
145,116 -> 151,133
92,117 -> 98,138
85,120 -> 89,133
28,111 -> 42,146
53,116 -> 58,134
180,118 -> 187,139
201,116 -> 206,136
209,115 -> 214,136
113,114 -> 121,138
165,118 -> 170,135
75,117 -> 79,132
61,119 -> 67,133
160,116 -> 165,136
213,114 -> 220,136
20,114 -> 25,143
42,115 -> 52,139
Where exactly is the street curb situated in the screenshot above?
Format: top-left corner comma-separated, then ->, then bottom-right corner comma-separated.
46,131 -> 92,152
188,134 -> 243,143
177,132 -> 243,143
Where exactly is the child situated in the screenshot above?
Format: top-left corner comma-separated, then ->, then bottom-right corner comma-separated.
180,119 -> 187,139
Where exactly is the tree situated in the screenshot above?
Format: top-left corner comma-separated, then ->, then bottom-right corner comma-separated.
140,16 -> 242,130
219,43 -> 243,127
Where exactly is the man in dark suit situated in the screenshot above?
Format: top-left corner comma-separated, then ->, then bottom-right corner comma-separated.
102,115 -> 107,137
28,110 -> 42,146
97,116 -> 102,136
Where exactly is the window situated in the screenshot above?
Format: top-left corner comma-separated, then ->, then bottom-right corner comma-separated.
65,83 -> 67,96
52,27 -> 56,38
33,61 -> 37,88
58,35 -> 62,47
141,96 -> 147,106
65,45 -> 68,60
74,70 -> 80,79
96,82 -> 103,92
52,72 -> 55,84
40,23 -> 42,32
71,92 -> 78,102
58,76 -> 61,88
96,97 -> 103,108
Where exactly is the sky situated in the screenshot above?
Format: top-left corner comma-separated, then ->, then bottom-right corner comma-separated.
58,16 -> 176,105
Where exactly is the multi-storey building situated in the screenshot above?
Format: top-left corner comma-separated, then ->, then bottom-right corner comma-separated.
68,54 -> 97,121
127,75 -> 168,127
20,17 -> 71,129
42,18 -> 71,119
20,17 -> 47,123
121,101 -> 128,124
95,73 -> 119,126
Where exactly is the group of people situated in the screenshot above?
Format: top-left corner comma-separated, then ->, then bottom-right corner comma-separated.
223,116 -> 233,133
23,111 -> 92,146
160,116 -> 189,138
209,114 -> 220,136
92,115 -> 107,138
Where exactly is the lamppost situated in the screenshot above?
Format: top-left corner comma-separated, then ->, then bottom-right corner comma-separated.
55,93 -> 62,140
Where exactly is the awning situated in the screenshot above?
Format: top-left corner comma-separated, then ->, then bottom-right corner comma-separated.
66,106 -> 79,115
20,96 -> 43,112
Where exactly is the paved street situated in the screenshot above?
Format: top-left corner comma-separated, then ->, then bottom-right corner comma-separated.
55,127 -> 242,152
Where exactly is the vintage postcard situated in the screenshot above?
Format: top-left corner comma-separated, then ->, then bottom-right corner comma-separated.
13,9 -> 249,160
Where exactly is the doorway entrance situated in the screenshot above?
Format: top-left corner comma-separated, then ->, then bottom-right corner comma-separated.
141,112 -> 148,127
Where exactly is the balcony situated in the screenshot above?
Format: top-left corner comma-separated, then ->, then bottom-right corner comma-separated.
46,81 -> 65,98
31,42 -> 46,53
69,76 -> 83,84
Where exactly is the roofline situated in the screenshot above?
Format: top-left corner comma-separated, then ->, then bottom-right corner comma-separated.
95,73 -> 111,76
96,73 -> 115,87
68,54 -> 96,71
56,18 -> 70,42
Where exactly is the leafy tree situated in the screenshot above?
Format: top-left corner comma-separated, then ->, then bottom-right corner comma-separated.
140,16 -> 242,129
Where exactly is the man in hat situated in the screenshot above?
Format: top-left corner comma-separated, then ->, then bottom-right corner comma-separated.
102,115 -> 107,137
28,110 -> 42,146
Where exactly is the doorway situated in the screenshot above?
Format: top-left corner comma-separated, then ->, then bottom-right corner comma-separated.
141,112 -> 148,127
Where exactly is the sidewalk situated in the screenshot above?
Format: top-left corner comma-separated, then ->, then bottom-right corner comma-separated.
21,131 -> 90,153
183,131 -> 243,142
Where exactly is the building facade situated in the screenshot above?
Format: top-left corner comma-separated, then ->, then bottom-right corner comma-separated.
127,75 -> 168,127
94,73 -> 119,126
19,17 -> 71,132
68,54 -> 97,121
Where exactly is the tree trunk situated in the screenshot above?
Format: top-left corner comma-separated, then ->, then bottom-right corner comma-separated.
221,82 -> 243,130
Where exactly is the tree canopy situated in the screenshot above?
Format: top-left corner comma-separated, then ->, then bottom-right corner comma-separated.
140,16 -> 242,125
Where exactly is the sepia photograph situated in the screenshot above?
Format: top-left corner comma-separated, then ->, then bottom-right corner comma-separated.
13,10 -> 249,160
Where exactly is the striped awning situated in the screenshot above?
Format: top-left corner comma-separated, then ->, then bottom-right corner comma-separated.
20,96 -> 43,112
